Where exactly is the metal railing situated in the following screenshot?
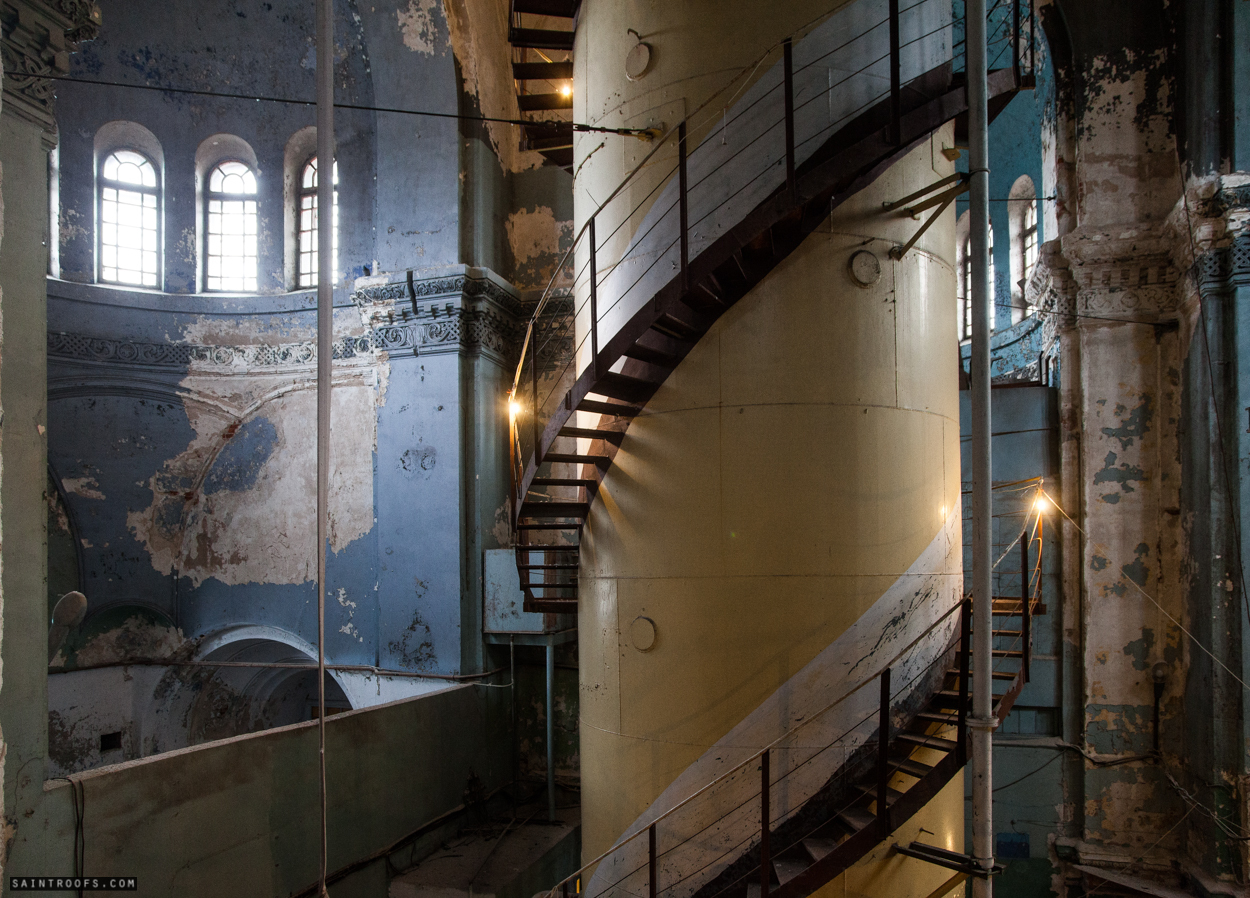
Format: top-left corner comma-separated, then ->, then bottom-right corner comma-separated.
541,484 -> 1045,898
507,0 -> 1036,527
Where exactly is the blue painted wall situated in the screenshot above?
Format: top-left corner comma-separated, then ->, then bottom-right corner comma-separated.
47,0 -> 573,695
954,0 -> 1054,335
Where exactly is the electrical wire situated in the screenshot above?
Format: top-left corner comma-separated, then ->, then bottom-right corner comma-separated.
4,69 -> 649,136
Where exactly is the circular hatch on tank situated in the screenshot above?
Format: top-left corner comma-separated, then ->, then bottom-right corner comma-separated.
630,616 -> 657,651
625,42 -> 652,81
848,249 -> 882,287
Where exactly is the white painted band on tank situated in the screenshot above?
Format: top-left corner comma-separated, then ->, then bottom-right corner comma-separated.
585,506 -> 963,898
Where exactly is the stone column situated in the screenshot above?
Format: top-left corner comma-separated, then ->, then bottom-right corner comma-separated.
0,0 -> 98,875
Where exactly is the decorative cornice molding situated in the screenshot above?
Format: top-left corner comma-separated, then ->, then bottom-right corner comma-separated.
1,0 -> 99,140
1030,241 -> 1078,339
352,273 -> 528,323
48,331 -> 377,372
1196,233 -> 1250,291
48,307 -> 524,371
351,273 -> 526,364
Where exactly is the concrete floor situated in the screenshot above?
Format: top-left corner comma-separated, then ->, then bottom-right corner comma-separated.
390,799 -> 581,898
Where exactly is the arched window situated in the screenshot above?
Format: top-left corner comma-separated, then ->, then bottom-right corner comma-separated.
98,149 -> 159,287
205,160 -> 259,292
297,156 -> 338,289
957,213 -> 994,341
1008,175 -> 1038,323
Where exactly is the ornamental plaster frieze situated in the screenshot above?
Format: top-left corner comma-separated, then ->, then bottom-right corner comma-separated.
47,330 -> 380,374
352,273 -> 527,327
48,298 -> 524,373
351,273 -> 527,365
1028,242 -> 1078,341
0,0 -> 99,141
1033,229 -> 1183,325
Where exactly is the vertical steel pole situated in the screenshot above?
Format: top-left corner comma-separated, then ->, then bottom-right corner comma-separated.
1022,530 -> 1031,682
589,217 -> 598,380
677,122 -> 689,295
958,598 -> 972,764
649,823 -> 657,898
877,667 -> 892,830
968,0 -> 995,891
783,39 -> 795,199
315,0 -> 334,895
760,749 -> 770,898
531,339 -> 540,459
1029,0 -> 1036,75
889,0 -> 901,144
1012,0 -> 1021,84
546,641 -> 556,822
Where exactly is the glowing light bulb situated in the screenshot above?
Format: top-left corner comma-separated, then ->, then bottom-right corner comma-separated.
1034,494 -> 1050,513
509,400 -> 522,420
561,84 -> 572,97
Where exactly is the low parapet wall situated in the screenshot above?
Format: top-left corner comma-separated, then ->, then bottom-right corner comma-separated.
28,682 -> 510,897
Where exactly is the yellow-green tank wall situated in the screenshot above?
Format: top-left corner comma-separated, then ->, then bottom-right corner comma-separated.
571,0 -> 964,891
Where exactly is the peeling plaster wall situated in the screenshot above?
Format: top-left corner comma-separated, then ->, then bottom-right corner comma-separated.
56,0 -> 378,293
1022,2 -> 1250,890
47,281 -> 382,669
44,264 -> 522,774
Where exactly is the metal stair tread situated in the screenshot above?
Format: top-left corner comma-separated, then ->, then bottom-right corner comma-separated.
558,426 -> 624,445
896,732 -> 959,752
541,452 -> 611,468
772,858 -> 809,885
575,399 -> 642,417
835,807 -> 876,832
518,93 -> 574,111
802,837 -> 839,863
512,61 -> 574,80
508,27 -> 574,50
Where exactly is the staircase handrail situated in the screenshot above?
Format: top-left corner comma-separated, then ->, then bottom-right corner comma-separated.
545,478 -> 1046,898
543,592 -> 966,898
508,0 -> 1034,527
509,2 -> 867,397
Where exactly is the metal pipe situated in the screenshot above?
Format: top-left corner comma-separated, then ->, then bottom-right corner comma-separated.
47,659 -> 507,681
783,38 -> 795,199
546,641 -> 556,822
677,122 -> 689,294
589,217 -> 598,380
315,0 -> 334,894
889,0 -> 901,144
877,667 -> 892,831
1022,531 -> 1031,682
760,748 -> 771,898
967,0 -> 995,892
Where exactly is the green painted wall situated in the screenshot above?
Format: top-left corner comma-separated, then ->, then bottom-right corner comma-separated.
0,110 -> 54,878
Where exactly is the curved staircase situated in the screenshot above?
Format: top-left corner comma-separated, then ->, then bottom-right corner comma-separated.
510,0 -> 1033,614
537,518 -> 1045,898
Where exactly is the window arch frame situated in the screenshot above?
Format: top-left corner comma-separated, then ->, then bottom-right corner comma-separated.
96,147 -> 162,289
203,158 -> 260,293
296,154 -> 339,289
957,210 -> 995,341
1007,174 -> 1039,324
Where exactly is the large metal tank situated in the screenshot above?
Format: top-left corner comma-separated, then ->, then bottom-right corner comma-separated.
570,1 -> 965,893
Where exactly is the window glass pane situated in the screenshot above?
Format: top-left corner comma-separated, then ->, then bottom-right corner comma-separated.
206,161 -> 260,291
297,157 -> 339,289
99,150 -> 160,287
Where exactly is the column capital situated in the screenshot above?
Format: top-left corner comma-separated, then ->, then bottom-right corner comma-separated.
1,0 -> 100,144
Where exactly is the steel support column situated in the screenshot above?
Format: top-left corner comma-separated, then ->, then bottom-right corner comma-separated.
967,0 -> 996,892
